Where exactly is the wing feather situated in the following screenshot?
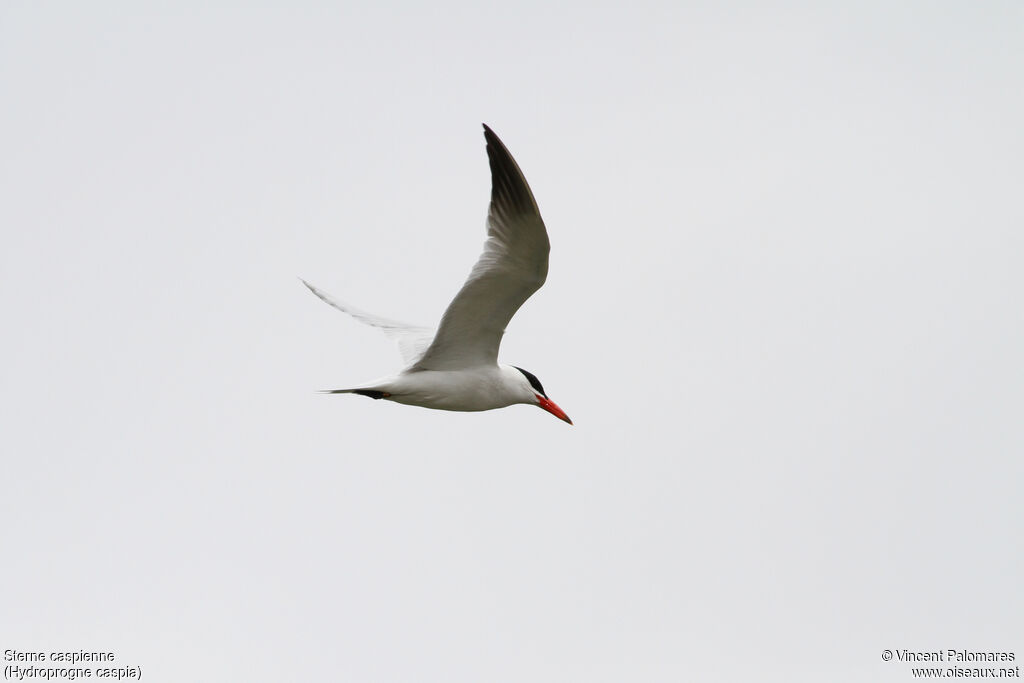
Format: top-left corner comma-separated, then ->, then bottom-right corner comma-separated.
301,279 -> 435,366
411,125 -> 550,371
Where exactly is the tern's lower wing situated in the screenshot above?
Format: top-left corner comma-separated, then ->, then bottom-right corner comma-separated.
411,125 -> 550,372
301,279 -> 435,366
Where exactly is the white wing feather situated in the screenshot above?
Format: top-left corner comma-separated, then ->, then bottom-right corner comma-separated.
301,279 -> 435,366
410,125 -> 550,371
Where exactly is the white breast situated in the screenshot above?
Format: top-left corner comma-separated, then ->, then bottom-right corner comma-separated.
377,366 -> 528,412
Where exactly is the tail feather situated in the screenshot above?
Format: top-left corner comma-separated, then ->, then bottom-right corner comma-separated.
321,389 -> 391,400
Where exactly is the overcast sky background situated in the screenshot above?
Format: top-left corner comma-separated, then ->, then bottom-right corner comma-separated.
2,2 -> 1022,681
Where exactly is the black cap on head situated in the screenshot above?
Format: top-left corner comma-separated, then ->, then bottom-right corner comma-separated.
513,366 -> 547,398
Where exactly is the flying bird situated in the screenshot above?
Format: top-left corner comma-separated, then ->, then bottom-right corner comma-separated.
302,124 -> 571,424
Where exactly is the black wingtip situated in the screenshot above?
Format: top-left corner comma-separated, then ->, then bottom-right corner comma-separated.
481,124 -> 540,221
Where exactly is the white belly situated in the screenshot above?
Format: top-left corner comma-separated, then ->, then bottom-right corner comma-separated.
376,367 -> 520,412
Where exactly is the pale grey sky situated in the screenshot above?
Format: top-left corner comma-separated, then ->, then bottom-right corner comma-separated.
2,2 -> 1021,681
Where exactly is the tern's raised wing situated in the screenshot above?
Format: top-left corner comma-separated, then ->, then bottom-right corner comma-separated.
411,124 -> 550,372
301,279 -> 435,366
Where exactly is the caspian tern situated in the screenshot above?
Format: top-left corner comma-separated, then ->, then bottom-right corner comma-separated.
302,124 -> 571,424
